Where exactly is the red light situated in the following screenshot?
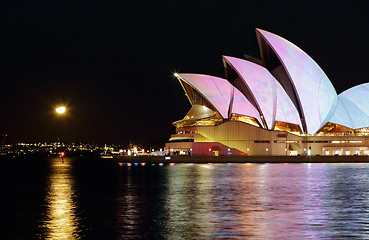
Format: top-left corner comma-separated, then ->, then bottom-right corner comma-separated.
285,148 -> 287,151
209,148 -> 211,151
61,152 -> 65,156
169,163 -> 175,166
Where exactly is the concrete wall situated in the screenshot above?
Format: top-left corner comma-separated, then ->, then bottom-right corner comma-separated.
194,121 -> 300,156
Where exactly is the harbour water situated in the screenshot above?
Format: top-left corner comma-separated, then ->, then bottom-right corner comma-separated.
2,157 -> 369,239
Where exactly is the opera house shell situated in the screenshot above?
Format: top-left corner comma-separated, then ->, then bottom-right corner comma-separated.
166,29 -> 369,156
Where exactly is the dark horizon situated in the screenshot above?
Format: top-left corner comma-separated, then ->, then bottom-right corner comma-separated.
1,1 -> 368,144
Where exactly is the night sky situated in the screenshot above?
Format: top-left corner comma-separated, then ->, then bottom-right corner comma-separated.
1,1 -> 368,145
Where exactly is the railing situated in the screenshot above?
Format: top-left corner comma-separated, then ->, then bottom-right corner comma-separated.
171,133 -> 195,138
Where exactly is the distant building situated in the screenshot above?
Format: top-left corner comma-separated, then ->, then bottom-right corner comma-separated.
166,29 -> 369,156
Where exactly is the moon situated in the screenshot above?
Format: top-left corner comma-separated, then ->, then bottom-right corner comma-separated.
56,107 -> 66,114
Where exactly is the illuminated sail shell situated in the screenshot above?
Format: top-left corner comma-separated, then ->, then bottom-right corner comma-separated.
257,29 -> 337,134
223,56 -> 277,129
175,29 -> 369,133
274,80 -> 302,129
329,83 -> 369,129
176,74 -> 261,123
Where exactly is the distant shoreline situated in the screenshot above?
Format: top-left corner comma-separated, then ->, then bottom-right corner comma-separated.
113,155 -> 369,164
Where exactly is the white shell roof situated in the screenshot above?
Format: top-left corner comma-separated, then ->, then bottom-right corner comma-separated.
257,29 -> 337,134
223,56 -> 277,130
274,80 -> 303,129
175,30 -> 369,133
177,74 -> 231,118
232,87 -> 263,125
176,73 -> 261,122
329,83 -> 369,129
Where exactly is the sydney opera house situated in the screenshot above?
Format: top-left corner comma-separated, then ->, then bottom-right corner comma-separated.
166,29 -> 369,156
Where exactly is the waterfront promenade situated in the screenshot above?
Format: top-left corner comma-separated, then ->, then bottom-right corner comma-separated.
113,155 -> 369,164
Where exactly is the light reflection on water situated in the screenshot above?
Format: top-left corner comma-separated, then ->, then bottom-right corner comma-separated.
39,158 -> 81,239
8,159 -> 369,239
115,163 -> 369,239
